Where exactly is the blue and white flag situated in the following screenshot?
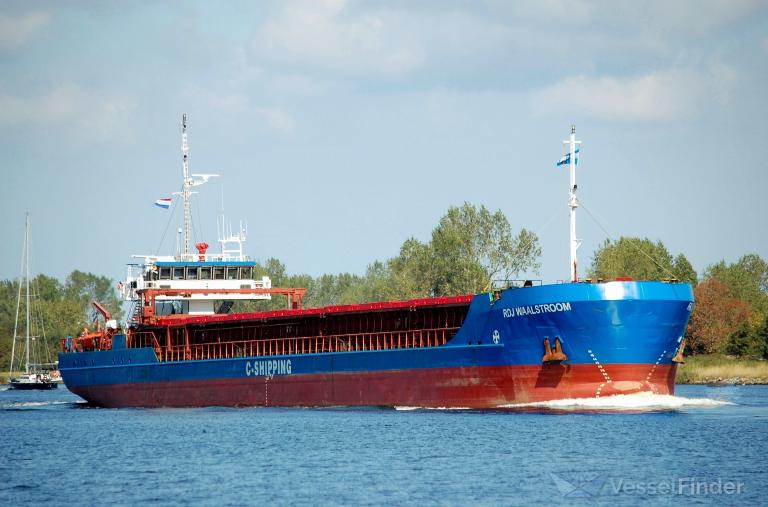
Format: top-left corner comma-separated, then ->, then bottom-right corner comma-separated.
556,148 -> 580,167
154,197 -> 172,209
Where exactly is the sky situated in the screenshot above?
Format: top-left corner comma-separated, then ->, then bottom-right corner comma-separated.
1,0 -> 767,287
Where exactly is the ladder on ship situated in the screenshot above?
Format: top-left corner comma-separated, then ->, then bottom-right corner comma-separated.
127,300 -> 141,326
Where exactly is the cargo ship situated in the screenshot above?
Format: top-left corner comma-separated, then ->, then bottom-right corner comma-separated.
58,120 -> 693,408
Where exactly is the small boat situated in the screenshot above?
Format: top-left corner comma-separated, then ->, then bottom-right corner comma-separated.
7,213 -> 58,390
9,372 -> 58,390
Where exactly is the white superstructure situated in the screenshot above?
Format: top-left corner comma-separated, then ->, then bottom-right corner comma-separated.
121,114 -> 272,319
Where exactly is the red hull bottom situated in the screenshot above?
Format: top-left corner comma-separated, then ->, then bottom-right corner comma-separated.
69,363 -> 678,409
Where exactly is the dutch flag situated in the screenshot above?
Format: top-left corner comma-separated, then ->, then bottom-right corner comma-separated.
154,197 -> 172,209
556,148 -> 580,167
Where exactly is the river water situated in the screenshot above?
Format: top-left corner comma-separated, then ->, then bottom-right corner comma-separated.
1,385 -> 766,506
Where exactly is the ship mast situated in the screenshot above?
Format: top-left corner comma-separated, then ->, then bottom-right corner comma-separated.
179,114 -> 217,260
181,114 -> 191,260
564,125 -> 582,282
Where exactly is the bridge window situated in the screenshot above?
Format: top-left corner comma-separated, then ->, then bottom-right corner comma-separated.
241,266 -> 253,279
200,267 -> 211,280
156,300 -> 189,316
159,267 -> 171,280
227,267 -> 239,280
187,267 -> 198,280
213,267 -> 225,280
173,268 -> 185,280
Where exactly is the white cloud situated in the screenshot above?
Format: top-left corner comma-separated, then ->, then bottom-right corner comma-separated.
250,0 -> 426,78
495,0 -> 763,35
491,0 -> 596,25
181,85 -> 252,114
530,62 -> 737,121
256,107 -> 295,133
0,83 -> 136,138
0,11 -> 51,50
617,0 -> 764,35
180,85 -> 295,134
243,0 -> 765,93
266,73 -> 329,96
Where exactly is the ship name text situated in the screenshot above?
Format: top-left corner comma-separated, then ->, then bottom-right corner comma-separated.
503,302 -> 572,318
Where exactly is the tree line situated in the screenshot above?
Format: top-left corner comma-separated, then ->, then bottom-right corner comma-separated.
0,271 -> 123,371
590,238 -> 768,359
1,203 -> 765,370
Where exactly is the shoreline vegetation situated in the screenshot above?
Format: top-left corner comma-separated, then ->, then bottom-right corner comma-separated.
676,355 -> 768,385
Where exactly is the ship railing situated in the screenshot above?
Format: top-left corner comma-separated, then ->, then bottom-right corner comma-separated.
129,331 -> 163,353
153,326 -> 461,362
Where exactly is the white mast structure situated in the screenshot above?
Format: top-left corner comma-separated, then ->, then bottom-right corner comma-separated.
9,213 -> 31,375
181,114 -> 192,260
25,213 -> 30,374
564,125 -> 582,282
180,114 -> 217,261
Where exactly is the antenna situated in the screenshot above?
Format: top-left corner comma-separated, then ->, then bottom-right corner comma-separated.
563,125 -> 582,282
180,114 -> 218,260
220,184 -> 225,249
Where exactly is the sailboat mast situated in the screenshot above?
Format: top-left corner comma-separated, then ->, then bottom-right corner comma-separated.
25,213 -> 30,374
9,219 -> 25,376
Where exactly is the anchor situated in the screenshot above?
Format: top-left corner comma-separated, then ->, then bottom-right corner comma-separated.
672,338 -> 686,364
542,337 -> 568,363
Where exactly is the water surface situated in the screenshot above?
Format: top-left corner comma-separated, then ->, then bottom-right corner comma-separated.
1,385 -> 765,506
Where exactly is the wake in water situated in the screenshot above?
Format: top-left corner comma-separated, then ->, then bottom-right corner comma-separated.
497,392 -> 733,412
395,406 -> 471,411
1,400 -> 73,410
394,393 -> 733,413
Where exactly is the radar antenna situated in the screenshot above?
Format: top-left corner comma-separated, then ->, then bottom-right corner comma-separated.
180,114 -> 218,260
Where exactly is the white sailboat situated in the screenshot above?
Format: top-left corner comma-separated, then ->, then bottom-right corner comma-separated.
7,213 -> 58,390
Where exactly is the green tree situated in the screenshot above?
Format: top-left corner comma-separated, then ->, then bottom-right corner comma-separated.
386,238 -> 434,299
348,261 -> 391,303
235,258 -> 309,312
64,270 -> 123,322
260,258 -> 287,287
589,237 -> 697,284
705,254 -> 768,318
307,273 -> 365,307
725,318 -> 768,359
697,254 -> 768,358
0,280 -> 19,370
428,203 -> 540,295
